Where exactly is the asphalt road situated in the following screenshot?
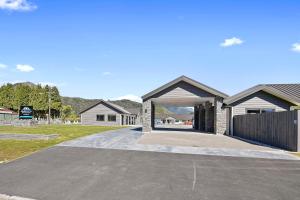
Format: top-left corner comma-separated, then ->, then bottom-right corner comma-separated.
0,146 -> 300,200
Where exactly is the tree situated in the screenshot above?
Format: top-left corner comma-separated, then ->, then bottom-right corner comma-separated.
13,84 -> 32,111
29,84 -> 48,119
61,105 -> 73,122
50,86 -> 62,118
61,105 -> 79,122
0,84 -> 14,109
0,82 -> 63,120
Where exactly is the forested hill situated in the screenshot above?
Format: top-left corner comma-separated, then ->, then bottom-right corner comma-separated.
61,97 -> 142,114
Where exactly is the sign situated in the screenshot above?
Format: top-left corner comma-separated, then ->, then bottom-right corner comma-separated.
19,106 -> 33,119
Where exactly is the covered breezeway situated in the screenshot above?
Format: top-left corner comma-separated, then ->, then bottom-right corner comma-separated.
152,97 -> 215,132
142,76 -> 229,134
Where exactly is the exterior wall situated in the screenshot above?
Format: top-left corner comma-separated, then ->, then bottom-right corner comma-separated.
225,107 -> 232,135
147,81 -> 216,100
231,91 -> 293,116
142,99 -> 152,132
81,103 -> 121,126
134,114 -> 141,125
194,106 -> 199,130
298,110 -> 300,151
215,97 -> 227,135
204,102 -> 214,132
199,105 -> 205,131
121,114 -> 137,125
228,91 -> 295,135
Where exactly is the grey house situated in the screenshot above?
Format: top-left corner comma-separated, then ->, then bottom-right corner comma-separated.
224,84 -> 300,135
142,76 -> 300,134
80,100 -> 137,126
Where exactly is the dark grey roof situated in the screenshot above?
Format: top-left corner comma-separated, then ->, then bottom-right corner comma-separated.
79,100 -> 132,114
265,84 -> 300,101
142,75 -> 228,100
224,84 -> 300,105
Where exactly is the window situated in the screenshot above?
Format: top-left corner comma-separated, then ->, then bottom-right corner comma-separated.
261,108 -> 275,113
246,109 -> 260,114
108,114 -> 116,122
96,115 -> 105,121
246,108 -> 275,114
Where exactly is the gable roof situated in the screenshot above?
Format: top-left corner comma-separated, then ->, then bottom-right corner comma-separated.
79,100 -> 132,114
224,84 -> 300,106
142,75 -> 228,100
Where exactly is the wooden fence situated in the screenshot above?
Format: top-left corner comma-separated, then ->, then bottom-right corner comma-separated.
233,110 -> 300,151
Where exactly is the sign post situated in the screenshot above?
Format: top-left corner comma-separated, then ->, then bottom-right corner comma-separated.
19,106 -> 33,119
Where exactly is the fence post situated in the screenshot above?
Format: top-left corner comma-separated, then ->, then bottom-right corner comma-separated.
298,110 -> 300,152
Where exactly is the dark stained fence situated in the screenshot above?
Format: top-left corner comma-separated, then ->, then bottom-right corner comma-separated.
233,110 -> 299,151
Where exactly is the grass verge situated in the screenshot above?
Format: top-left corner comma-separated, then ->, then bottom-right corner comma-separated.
0,125 -> 122,162
292,152 -> 300,157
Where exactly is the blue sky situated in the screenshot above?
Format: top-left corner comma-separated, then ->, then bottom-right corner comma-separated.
0,0 -> 300,102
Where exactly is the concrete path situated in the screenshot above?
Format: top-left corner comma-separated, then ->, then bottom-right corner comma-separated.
0,133 -> 58,140
0,147 -> 300,200
59,127 -> 299,160
139,130 -> 278,150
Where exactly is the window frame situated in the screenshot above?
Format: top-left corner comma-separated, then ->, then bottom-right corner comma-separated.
96,114 -> 105,121
261,108 -> 275,113
246,108 -> 275,114
108,114 -> 117,122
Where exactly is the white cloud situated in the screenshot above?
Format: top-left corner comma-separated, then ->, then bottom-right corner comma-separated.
0,0 -> 37,11
0,63 -> 7,69
102,71 -> 112,76
112,94 -> 142,103
220,37 -> 244,47
291,43 -> 300,53
16,64 -> 34,72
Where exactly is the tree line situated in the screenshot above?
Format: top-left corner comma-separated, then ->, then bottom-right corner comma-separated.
0,83 -> 77,121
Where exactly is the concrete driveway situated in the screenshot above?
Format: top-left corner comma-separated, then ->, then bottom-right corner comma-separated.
59,127 -> 298,160
0,147 -> 300,200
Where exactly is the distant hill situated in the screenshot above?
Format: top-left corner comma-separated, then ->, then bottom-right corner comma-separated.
61,97 -> 99,114
61,97 -> 142,114
155,104 -> 174,119
13,81 -> 36,87
165,106 -> 194,114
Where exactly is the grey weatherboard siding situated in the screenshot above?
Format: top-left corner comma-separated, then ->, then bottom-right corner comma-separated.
80,101 -> 137,126
81,103 -> 122,126
224,85 -> 300,135
230,91 -> 294,116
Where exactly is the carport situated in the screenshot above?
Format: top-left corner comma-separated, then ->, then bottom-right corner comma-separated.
142,76 -> 229,134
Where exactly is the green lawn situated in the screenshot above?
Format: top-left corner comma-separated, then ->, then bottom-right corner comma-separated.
0,125 -> 122,163
292,152 -> 300,157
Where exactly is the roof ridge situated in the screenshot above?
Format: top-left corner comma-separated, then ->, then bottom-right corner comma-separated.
142,75 -> 228,100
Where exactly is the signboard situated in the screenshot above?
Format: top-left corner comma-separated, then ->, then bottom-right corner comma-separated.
19,106 -> 33,119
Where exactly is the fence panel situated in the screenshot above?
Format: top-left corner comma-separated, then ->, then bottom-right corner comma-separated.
233,110 -> 299,151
